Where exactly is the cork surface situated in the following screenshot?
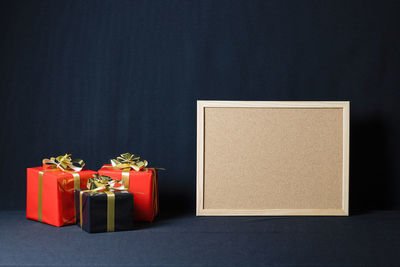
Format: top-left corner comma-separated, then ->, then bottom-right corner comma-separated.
203,107 -> 343,210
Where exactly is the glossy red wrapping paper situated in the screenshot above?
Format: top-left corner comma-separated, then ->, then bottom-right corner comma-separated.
98,165 -> 159,222
26,167 -> 97,227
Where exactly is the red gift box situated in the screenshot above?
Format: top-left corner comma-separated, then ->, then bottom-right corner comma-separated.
98,165 -> 159,222
26,167 -> 97,227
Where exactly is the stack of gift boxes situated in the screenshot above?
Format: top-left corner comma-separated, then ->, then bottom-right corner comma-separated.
26,153 -> 160,233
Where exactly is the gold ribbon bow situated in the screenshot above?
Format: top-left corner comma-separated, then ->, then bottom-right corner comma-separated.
79,174 -> 127,232
42,154 -> 85,172
110,153 -> 148,171
87,174 -> 126,192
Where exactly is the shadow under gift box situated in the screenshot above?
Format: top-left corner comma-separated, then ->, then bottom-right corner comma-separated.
26,167 -> 97,227
98,165 -> 159,222
75,189 -> 134,233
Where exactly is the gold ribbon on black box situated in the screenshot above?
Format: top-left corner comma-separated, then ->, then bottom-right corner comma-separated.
37,154 -> 85,222
79,174 -> 127,232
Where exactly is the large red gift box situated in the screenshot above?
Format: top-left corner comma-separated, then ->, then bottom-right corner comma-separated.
26,167 -> 96,227
98,165 -> 159,222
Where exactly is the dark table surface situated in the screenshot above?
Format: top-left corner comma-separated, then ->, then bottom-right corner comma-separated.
1,210 -> 399,266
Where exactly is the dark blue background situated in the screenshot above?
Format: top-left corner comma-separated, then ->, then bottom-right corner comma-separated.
1,0 -> 399,212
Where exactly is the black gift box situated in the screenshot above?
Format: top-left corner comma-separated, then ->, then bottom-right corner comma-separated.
75,189 -> 134,233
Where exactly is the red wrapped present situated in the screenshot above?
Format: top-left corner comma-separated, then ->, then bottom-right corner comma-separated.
98,153 -> 160,222
26,154 -> 97,227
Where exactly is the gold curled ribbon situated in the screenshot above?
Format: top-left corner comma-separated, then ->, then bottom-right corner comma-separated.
42,154 -> 85,172
79,174 -> 127,232
110,153 -> 148,171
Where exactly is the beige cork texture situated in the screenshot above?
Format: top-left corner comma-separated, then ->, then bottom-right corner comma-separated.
197,101 -> 349,216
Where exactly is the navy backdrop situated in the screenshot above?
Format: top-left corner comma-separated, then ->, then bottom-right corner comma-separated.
1,0 -> 399,212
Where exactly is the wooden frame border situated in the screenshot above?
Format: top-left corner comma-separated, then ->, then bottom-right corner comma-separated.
196,101 -> 350,216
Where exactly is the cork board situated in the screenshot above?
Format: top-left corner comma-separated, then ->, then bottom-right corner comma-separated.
197,101 -> 349,216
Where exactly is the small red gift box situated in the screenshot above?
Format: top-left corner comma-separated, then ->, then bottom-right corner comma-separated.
26,155 -> 96,227
98,165 -> 159,222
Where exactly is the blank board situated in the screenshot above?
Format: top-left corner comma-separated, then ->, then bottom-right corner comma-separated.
197,101 -> 349,216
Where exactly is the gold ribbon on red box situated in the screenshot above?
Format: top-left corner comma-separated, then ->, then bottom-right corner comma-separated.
101,153 -> 164,221
37,154 -> 85,222
106,153 -> 164,188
